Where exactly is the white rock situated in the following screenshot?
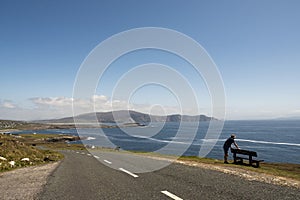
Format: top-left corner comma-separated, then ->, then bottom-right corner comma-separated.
21,158 -> 30,161
9,161 -> 15,167
0,156 -> 7,161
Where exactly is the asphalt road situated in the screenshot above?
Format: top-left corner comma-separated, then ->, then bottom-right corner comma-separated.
38,150 -> 300,200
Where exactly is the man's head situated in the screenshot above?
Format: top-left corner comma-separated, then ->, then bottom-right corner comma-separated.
231,134 -> 236,139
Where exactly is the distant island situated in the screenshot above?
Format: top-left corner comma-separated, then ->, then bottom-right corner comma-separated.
36,110 -> 217,125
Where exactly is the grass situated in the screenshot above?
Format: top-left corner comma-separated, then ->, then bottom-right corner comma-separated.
0,134 -> 63,172
258,162 -> 300,180
20,133 -> 59,139
42,143 -> 86,150
178,156 -> 300,181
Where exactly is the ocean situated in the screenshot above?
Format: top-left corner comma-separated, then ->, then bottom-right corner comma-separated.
15,120 -> 300,164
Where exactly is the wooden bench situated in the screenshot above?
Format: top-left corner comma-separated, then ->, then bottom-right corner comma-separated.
231,148 -> 264,168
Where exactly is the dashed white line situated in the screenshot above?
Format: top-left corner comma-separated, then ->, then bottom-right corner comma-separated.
81,152 -> 85,155
119,168 -> 139,178
72,151 -> 183,199
161,191 -> 183,200
103,160 -> 112,164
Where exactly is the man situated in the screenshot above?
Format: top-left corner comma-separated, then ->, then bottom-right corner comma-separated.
223,134 -> 239,164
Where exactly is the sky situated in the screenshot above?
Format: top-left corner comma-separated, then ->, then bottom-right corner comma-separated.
0,0 -> 300,120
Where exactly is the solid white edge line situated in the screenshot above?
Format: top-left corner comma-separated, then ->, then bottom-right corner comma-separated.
119,168 -> 139,178
161,191 -> 183,200
103,160 -> 112,164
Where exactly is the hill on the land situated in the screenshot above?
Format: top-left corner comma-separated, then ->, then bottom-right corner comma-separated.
36,110 -> 217,124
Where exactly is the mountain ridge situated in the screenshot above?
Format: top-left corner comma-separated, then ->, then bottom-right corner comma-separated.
36,110 -> 217,124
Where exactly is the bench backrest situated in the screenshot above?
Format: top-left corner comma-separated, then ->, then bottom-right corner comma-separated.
231,148 -> 257,157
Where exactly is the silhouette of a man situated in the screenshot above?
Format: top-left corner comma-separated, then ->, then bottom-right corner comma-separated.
223,134 -> 239,164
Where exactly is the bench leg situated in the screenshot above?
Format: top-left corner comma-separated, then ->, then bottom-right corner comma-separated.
251,160 -> 260,168
235,157 -> 243,164
249,155 -> 253,166
233,153 -> 237,163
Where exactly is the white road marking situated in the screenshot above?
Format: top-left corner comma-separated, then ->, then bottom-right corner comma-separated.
161,191 -> 183,200
104,160 -> 112,164
93,155 -> 100,159
87,154 -> 92,156
119,168 -> 139,178
81,152 -> 85,155
76,152 -> 79,154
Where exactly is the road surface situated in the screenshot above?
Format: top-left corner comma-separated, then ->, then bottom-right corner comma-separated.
38,150 -> 300,200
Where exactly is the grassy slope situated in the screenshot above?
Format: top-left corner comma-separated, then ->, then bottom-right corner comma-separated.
0,134 -> 63,172
178,156 -> 300,181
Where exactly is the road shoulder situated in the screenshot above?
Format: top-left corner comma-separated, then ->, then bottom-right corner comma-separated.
0,161 -> 60,200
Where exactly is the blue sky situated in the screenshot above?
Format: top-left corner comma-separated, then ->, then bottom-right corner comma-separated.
0,0 -> 300,120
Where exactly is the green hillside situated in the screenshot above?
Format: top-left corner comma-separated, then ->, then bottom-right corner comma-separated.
0,134 -> 63,172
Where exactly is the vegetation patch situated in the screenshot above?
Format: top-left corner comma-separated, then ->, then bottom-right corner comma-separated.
0,134 -> 63,172
178,156 -> 300,181
42,143 -> 86,150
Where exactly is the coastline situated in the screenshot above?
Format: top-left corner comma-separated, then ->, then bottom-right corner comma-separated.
1,123 -> 300,190
1,131 -> 299,190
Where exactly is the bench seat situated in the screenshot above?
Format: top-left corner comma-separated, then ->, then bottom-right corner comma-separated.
235,156 -> 264,168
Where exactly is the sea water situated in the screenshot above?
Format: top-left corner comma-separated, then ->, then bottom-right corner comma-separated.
15,120 -> 300,164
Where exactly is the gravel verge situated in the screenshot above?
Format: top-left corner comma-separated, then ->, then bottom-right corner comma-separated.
0,162 -> 60,200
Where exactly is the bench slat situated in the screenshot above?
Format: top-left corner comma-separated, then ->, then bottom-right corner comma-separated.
231,148 -> 257,156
